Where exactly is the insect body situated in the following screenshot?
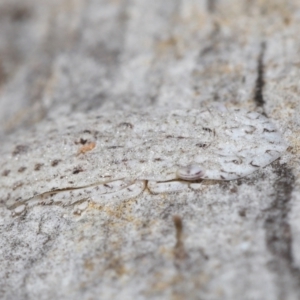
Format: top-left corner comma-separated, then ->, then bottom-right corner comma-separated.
0,108 -> 287,212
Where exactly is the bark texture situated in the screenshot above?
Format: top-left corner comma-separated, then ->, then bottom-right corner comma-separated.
0,0 -> 300,299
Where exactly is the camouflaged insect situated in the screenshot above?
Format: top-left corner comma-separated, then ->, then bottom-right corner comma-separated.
0,108 -> 287,214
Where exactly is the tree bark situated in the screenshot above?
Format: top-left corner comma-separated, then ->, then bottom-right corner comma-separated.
0,0 -> 299,299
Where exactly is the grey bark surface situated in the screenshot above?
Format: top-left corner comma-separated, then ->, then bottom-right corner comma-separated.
0,0 -> 300,299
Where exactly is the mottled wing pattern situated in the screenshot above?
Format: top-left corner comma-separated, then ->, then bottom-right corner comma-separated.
0,108 -> 286,209
193,110 -> 287,180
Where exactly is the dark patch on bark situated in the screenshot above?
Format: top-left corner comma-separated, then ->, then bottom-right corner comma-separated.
10,5 -> 31,22
118,122 -> 133,129
107,145 -> 123,149
254,42 -> 266,110
51,160 -> 61,167
2,170 -> 10,176
238,209 -> 246,217
72,168 -> 83,174
34,163 -> 43,171
202,127 -> 212,132
12,145 -> 29,156
196,143 -> 208,148
18,167 -> 26,173
264,161 -> 300,296
173,215 -> 187,264
207,0 -> 217,13
199,45 -> 214,56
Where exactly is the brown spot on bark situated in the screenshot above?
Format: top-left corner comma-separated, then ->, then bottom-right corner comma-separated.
287,146 -> 293,153
73,168 -> 83,174
34,163 -> 43,171
173,215 -> 187,262
2,170 -> 10,176
12,145 -> 29,156
51,160 -> 61,167
230,187 -> 238,193
239,209 -> 246,217
77,142 -> 96,155
10,5 -> 31,22
18,167 -> 26,173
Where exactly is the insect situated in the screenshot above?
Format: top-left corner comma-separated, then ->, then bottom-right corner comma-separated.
0,108 -> 287,214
